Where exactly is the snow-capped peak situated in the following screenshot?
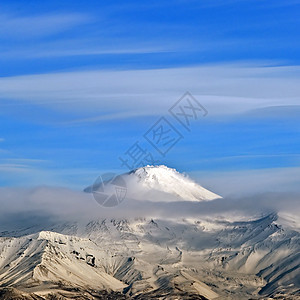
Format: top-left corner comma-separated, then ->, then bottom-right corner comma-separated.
127,165 -> 221,202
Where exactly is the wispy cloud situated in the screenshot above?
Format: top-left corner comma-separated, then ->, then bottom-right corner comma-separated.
0,64 -> 299,123
0,44 -> 173,59
191,167 -> 300,197
1,158 -> 48,164
0,12 -> 91,39
0,159 -> 104,189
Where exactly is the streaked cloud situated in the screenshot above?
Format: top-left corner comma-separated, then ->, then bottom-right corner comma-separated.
0,12 -> 91,39
0,64 -> 299,124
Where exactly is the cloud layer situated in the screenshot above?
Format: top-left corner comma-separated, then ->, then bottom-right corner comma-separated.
0,184 -> 299,234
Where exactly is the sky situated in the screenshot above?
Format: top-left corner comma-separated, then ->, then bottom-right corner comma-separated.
0,0 -> 300,194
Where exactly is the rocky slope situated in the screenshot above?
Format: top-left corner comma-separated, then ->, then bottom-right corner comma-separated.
0,214 -> 299,299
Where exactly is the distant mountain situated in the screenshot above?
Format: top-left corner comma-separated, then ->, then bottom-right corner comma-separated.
128,165 -> 221,201
85,165 -> 221,203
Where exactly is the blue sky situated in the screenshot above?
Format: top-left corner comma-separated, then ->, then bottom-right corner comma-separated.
0,0 -> 299,192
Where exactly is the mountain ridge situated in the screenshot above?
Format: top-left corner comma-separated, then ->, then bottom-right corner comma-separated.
0,213 -> 299,299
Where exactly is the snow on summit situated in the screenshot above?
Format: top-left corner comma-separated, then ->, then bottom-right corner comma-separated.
126,165 -> 222,202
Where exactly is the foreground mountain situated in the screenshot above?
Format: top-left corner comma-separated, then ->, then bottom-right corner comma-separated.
0,166 -> 299,299
0,214 -> 299,299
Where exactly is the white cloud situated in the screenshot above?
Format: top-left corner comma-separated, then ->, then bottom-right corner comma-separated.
0,46 -> 172,59
0,185 -> 299,232
0,64 -> 299,123
0,12 -> 91,38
